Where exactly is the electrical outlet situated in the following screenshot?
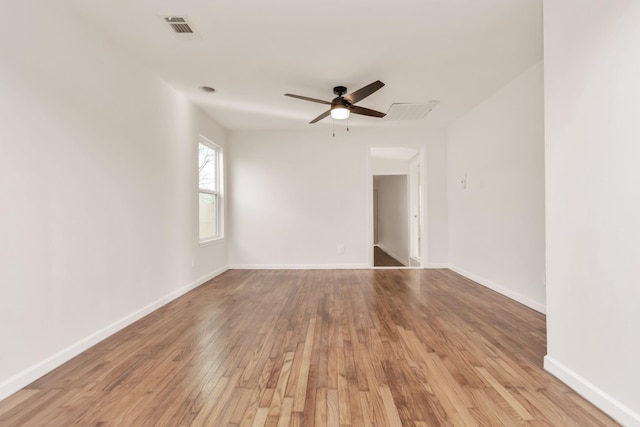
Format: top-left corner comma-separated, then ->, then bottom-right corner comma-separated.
337,244 -> 345,254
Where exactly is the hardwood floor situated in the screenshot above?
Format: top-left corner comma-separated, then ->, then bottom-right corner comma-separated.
0,269 -> 618,426
373,246 -> 405,267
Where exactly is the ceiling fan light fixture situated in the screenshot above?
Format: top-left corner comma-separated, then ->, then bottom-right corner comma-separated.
285,81 -> 385,124
331,106 -> 350,120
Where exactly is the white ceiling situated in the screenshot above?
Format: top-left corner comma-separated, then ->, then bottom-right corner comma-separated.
63,0 -> 542,132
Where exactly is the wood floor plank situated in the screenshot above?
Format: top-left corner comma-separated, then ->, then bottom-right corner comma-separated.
276,397 -> 294,427
0,269 -> 619,426
314,387 -> 327,426
228,387 -> 255,425
293,317 -> 316,412
249,407 -> 269,427
379,386 -> 403,427
476,366 -> 534,421
0,390 -> 39,418
268,352 -> 295,416
336,345 -> 352,425
326,389 -> 339,427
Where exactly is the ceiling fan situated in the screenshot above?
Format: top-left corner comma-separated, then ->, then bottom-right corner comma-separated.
285,80 -> 386,124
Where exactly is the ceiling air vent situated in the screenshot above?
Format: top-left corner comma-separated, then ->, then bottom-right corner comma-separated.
385,101 -> 440,120
162,16 -> 201,40
165,17 -> 192,33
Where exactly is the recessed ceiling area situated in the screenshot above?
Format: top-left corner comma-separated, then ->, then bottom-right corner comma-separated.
62,0 -> 542,131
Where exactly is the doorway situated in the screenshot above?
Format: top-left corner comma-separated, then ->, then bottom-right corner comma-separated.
369,146 -> 425,268
373,175 -> 408,266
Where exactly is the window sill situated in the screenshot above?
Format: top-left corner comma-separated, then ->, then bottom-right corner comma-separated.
199,236 -> 225,247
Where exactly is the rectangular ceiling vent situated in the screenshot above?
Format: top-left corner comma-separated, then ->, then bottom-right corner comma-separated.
385,101 -> 440,120
162,16 -> 201,40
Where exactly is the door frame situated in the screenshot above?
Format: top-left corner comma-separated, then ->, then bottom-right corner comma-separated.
366,145 -> 428,268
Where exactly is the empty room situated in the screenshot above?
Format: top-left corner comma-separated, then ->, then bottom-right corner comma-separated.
1,0 -> 639,425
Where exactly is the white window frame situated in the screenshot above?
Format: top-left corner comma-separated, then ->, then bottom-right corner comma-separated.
198,136 -> 224,245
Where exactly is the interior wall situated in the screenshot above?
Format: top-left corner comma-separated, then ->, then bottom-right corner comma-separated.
374,175 -> 409,265
447,61 -> 545,313
371,157 -> 409,175
228,127 -> 449,267
543,1 -> 640,424
425,131 -> 449,267
0,1 -> 228,400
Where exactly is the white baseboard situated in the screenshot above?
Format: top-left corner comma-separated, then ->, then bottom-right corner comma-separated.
448,265 -> 546,314
228,263 -> 370,270
544,356 -> 640,426
0,266 -> 228,402
426,263 -> 451,269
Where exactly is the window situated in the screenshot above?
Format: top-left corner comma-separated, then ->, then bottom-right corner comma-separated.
199,136 -> 223,242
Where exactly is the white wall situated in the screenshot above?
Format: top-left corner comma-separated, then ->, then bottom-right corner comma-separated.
425,133 -> 449,267
228,127 -> 449,267
374,175 -> 409,265
371,157 -> 409,175
0,1 -> 228,400
447,61 -> 546,313
543,1 -> 640,424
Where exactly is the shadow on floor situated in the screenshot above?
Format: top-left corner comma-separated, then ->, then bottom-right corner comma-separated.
373,246 -> 404,267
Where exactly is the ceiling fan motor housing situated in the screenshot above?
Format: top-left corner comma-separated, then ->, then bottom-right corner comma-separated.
333,85 -> 347,96
332,98 -> 351,108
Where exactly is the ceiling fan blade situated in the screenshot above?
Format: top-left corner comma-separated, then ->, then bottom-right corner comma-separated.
350,105 -> 386,118
344,80 -> 385,104
310,110 -> 331,124
285,93 -> 331,105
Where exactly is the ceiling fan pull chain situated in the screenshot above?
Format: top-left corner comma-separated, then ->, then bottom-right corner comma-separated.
333,119 -> 335,137
347,116 -> 350,132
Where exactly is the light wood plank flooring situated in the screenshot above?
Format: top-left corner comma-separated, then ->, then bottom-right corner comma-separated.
0,269 -> 618,426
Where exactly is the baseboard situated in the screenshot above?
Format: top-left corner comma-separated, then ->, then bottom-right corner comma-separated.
0,265 -> 229,402
228,263 -> 370,270
544,356 -> 640,426
426,263 -> 451,269
448,265 -> 546,314
229,263 -> 451,270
